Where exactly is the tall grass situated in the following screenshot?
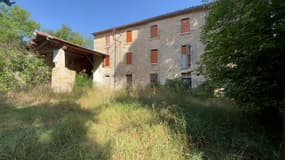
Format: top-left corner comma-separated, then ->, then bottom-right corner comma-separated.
0,85 -> 279,159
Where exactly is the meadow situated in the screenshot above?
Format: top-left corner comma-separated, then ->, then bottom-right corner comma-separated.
0,85 -> 279,160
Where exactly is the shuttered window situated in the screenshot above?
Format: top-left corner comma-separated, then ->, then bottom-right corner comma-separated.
181,45 -> 187,54
150,49 -> 158,64
126,30 -> 132,43
181,18 -> 190,33
126,52 -> 132,64
104,55 -> 110,67
181,45 -> 191,68
150,25 -> 158,38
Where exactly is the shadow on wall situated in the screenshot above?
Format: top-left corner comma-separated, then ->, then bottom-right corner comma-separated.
112,16 -> 204,89
0,93 -> 111,160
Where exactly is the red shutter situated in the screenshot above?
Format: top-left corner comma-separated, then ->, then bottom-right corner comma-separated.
181,18 -> 190,33
126,52 -> 132,64
104,55 -> 110,67
150,25 -> 158,38
151,49 -> 158,64
181,45 -> 187,54
126,30 -> 132,42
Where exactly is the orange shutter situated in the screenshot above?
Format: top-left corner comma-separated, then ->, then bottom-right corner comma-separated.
126,30 -> 132,42
181,45 -> 187,54
151,49 -> 158,64
104,55 -> 110,67
150,25 -> 158,38
126,52 -> 132,64
181,18 -> 190,33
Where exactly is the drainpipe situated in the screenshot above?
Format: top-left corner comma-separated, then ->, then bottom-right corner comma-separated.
113,28 -> 117,89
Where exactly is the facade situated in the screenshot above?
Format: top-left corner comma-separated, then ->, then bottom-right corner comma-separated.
93,5 -> 208,89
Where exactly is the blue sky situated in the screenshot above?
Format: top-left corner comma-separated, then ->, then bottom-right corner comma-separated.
17,0 -> 203,37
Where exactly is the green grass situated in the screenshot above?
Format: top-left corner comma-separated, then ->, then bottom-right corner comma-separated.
0,86 -> 279,160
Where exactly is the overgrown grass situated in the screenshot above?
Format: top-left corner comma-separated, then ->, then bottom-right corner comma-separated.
0,85 -> 279,159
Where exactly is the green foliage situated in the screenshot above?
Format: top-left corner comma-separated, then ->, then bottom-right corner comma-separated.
164,78 -> 191,92
0,86 -> 278,159
45,24 -> 93,49
0,5 -> 39,43
74,73 -> 92,89
200,0 -> 285,111
0,0 -> 15,6
0,5 -> 50,89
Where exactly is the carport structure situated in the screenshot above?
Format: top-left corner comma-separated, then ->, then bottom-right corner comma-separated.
29,31 -> 106,92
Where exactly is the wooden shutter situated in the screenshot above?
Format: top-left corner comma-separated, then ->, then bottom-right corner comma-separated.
126,52 -> 132,64
181,18 -> 190,33
104,55 -> 110,67
126,30 -> 132,43
151,49 -> 158,64
181,45 -> 187,54
150,25 -> 158,38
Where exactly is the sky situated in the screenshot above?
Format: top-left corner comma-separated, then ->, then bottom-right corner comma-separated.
16,0 -> 203,37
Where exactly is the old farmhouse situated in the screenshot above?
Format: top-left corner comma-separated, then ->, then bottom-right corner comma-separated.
93,4 -> 208,89
29,4 -> 208,92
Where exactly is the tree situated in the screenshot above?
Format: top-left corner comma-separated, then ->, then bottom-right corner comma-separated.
45,24 -> 92,48
0,5 -> 50,89
199,0 -> 285,158
0,0 -> 15,6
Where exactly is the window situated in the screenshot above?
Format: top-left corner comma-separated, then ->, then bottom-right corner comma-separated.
126,74 -> 132,86
181,45 -> 191,69
181,73 -> 192,88
181,18 -> 190,33
105,35 -> 110,47
126,30 -> 132,43
104,55 -> 110,67
150,25 -> 158,38
126,52 -> 132,64
150,73 -> 159,86
150,49 -> 158,64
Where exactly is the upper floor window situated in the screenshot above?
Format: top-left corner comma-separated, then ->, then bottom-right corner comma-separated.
105,35 -> 110,47
126,52 -> 132,64
104,55 -> 110,67
126,30 -> 132,43
181,45 -> 191,68
150,49 -> 158,64
150,25 -> 158,38
181,18 -> 190,33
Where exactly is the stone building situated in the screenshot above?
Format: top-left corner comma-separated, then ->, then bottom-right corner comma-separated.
92,4 -> 208,89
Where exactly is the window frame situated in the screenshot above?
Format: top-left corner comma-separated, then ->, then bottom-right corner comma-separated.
103,55 -> 110,67
150,49 -> 158,64
150,25 -> 158,39
126,30 -> 132,43
126,52 -> 132,65
180,18 -> 190,33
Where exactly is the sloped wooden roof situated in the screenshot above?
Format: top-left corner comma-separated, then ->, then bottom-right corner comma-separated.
29,31 -> 106,57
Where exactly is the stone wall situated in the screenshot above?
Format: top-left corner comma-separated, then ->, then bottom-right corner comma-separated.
93,9 -> 207,89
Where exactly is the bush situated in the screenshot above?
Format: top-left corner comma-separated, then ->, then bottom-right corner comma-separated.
74,73 -> 92,89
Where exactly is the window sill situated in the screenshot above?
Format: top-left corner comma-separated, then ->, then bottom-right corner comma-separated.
180,31 -> 191,36
125,42 -> 132,45
149,36 -> 160,41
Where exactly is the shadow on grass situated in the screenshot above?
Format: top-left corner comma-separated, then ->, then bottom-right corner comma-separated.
0,93 -> 111,160
114,87 -> 279,160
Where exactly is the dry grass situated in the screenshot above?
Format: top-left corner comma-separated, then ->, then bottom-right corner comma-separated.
0,86 -> 278,160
